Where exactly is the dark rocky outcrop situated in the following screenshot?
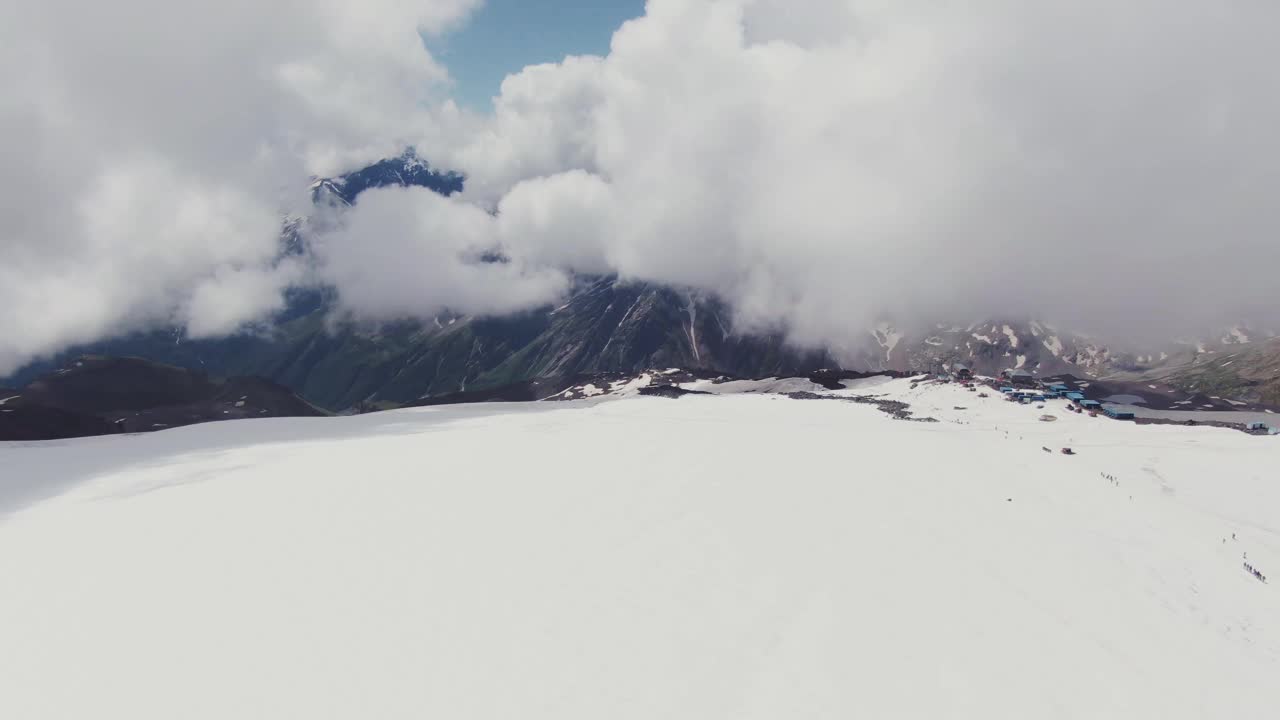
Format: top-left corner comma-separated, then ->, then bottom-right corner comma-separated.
0,357 -> 324,441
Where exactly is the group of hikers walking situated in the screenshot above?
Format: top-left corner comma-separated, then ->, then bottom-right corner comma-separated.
1074,465 -> 1267,586
1241,543 -> 1267,582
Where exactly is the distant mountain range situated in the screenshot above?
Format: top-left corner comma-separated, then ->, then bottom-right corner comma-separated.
859,320 -> 1280,407
4,151 -> 1276,413
4,276 -> 832,413
3,151 -> 831,410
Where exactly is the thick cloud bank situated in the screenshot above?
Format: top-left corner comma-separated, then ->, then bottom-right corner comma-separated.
4,0 -> 1279,373
0,0 -> 479,373
427,0 -> 1280,348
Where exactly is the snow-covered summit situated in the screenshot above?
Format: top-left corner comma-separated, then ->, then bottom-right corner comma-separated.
310,149 -> 464,207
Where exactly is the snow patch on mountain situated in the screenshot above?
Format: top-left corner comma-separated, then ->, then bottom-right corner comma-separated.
871,323 -> 902,364
1224,327 -> 1251,345
1043,336 -> 1064,357
1003,325 -> 1020,348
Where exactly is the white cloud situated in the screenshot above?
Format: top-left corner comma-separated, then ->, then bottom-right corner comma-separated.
312,188 -> 568,321
495,171 -> 616,276
428,0 -> 1280,348
449,56 -> 610,205
4,0 -> 1279,375
0,0 -> 481,374
183,261 -> 307,340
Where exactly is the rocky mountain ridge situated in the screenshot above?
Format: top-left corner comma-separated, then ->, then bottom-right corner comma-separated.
4,151 -> 1275,411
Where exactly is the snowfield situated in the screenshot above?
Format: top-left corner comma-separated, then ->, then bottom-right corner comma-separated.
2,378 -> 1278,719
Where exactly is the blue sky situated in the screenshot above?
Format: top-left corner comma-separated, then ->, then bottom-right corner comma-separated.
432,0 -> 646,110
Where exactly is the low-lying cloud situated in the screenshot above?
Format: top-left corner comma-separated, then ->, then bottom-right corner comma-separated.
0,0 -> 479,374
431,0 -> 1280,346
3,0 -> 1279,374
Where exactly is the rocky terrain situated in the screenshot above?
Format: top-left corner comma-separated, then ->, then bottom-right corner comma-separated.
1123,337 -> 1280,407
0,357 -> 324,441
835,320 -> 1280,410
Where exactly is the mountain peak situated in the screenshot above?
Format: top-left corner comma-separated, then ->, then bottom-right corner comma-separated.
311,149 -> 465,206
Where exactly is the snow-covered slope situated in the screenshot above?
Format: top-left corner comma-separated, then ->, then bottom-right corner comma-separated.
2,380 -> 1278,718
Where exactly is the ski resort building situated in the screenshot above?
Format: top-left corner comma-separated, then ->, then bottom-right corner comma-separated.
1104,407 -> 1136,420
1006,369 -> 1036,387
